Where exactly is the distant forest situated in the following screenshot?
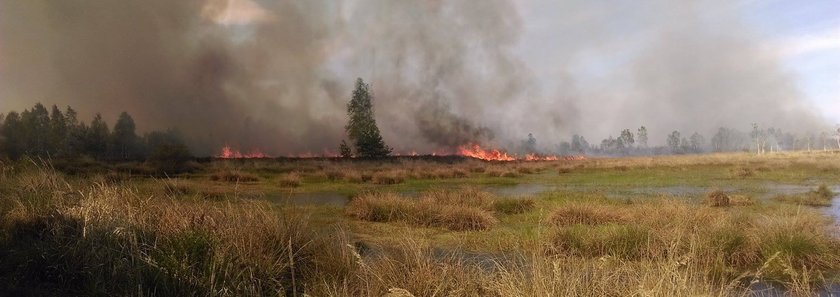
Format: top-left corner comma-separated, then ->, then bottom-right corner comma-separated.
0,103 -> 192,171
2,103 -> 838,165
554,124 -> 840,156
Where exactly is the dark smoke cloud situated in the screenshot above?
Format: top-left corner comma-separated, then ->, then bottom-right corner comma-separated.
0,0 -> 829,155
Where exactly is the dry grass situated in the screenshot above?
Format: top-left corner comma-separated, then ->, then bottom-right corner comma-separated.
704,190 -> 730,207
372,171 -> 406,185
773,184 -> 835,207
545,197 -> 840,287
0,166 -> 318,295
279,172 -> 302,187
2,156 -> 840,296
209,169 -> 259,183
550,204 -> 629,226
494,198 -> 536,215
345,190 -> 499,231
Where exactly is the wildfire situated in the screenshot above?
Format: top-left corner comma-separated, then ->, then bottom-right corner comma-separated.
213,143 -> 586,161
216,145 -> 269,159
457,144 -> 515,161
458,143 -> 586,161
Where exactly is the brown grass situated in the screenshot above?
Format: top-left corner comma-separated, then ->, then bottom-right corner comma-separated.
493,198 -> 536,214
704,190 -> 730,207
345,191 -> 498,231
372,171 -> 405,185
279,172 -> 302,187
209,169 -> 259,183
550,204 -> 629,226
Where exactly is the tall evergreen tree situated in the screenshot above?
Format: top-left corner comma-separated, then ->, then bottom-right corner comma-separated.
49,105 -> 68,156
64,106 -> 87,158
87,113 -> 110,158
345,78 -> 391,158
1,112 -> 23,159
21,103 -> 51,156
111,111 -> 140,160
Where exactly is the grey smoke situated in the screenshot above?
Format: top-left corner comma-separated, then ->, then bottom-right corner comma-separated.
0,0 -> 828,155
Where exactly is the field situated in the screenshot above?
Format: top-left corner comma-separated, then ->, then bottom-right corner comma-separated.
1,152 -> 839,296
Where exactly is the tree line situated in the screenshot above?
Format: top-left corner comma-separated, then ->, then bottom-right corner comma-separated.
0,103 -> 192,170
554,124 -> 840,156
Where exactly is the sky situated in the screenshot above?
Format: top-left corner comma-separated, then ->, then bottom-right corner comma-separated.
513,0 -> 840,125
1,0 -> 838,154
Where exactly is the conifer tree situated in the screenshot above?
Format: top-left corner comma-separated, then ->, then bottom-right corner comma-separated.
345,78 -> 391,158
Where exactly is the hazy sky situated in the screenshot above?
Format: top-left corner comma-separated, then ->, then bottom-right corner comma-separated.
513,0 -> 839,123
1,0 -> 837,154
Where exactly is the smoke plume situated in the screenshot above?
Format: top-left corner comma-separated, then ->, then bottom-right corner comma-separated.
0,0 -> 828,155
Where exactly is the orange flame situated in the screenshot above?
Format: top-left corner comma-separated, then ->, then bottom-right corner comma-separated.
216,145 -> 269,159
457,144 -> 515,161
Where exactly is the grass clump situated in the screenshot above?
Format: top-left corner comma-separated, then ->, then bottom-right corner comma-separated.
345,190 -> 498,231
704,189 -> 730,207
550,204 -> 628,226
548,224 -> 652,259
500,171 -> 523,178
773,185 -> 835,207
209,170 -> 259,183
279,172 -> 302,187
0,167 -> 320,296
493,198 -> 536,214
371,171 -> 405,185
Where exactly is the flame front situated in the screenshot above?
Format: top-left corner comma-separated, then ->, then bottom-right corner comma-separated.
457,144 -> 515,161
216,145 -> 269,159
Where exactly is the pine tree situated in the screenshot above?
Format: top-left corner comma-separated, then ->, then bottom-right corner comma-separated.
345,78 -> 391,158
87,113 -> 110,158
64,106 -> 87,158
1,112 -> 23,159
111,111 -> 140,160
21,103 -> 51,156
49,105 -> 68,156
